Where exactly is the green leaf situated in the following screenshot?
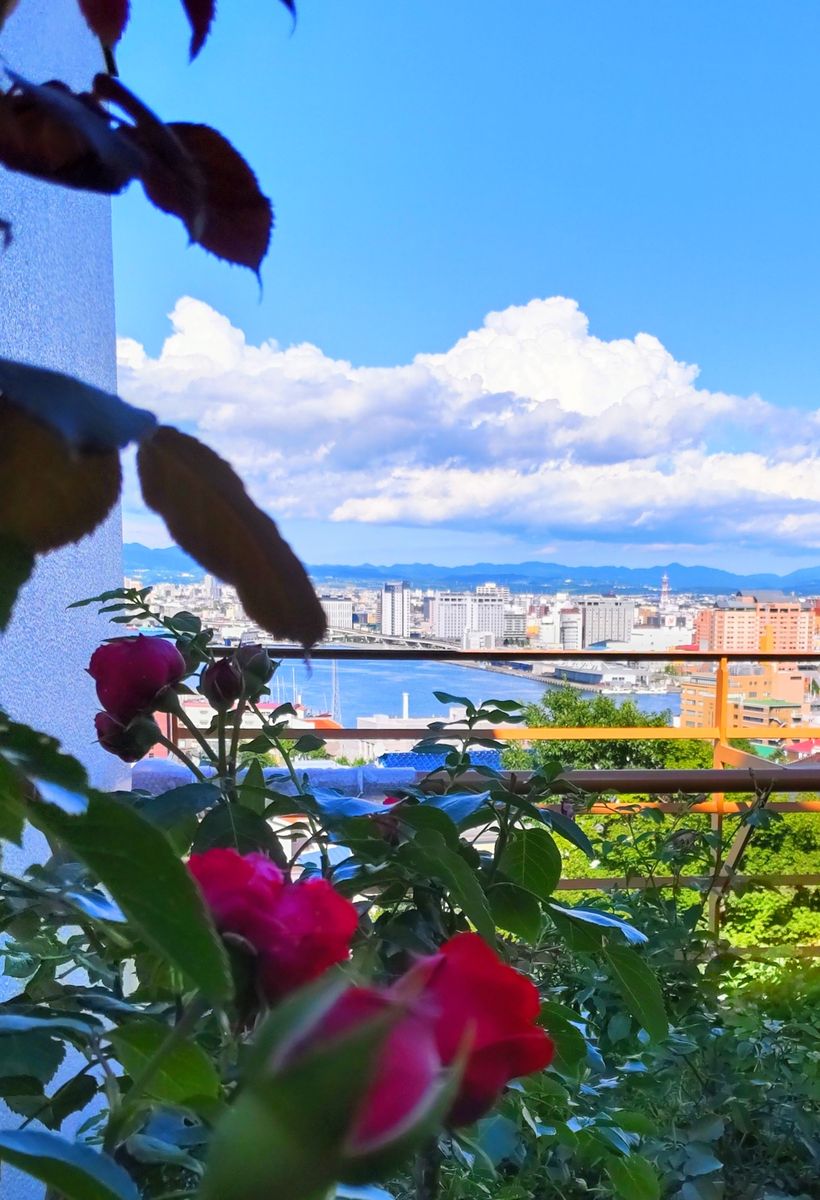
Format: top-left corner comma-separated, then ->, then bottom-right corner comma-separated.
433,691 -> 474,709
603,945 -> 668,1043
0,535 -> 33,631
292,734 -> 325,754
239,760 -> 267,814
0,714 -> 88,792
0,1032 -> 64,1083
404,829 -> 495,944
539,1003 -> 587,1077
0,357 -> 155,450
548,903 -> 647,946
0,1014 -> 96,1039
501,826 -> 561,901
540,809 -> 594,856
110,1021 -> 220,1103
397,804 -> 460,849
335,1188 -> 395,1199
488,883 -> 543,943
193,802 -> 279,856
46,1073 -> 99,1128
605,1153 -> 660,1200
684,1143 -> 724,1177
133,783 -> 223,828
0,1129 -> 139,1200
422,791 -> 491,827
0,756 -> 24,843
31,791 -> 232,1004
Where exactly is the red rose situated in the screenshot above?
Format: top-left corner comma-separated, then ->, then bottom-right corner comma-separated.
300,987 -> 443,1153
200,658 -> 243,710
94,712 -> 160,762
188,849 -> 358,1002
397,932 -> 554,1124
88,635 -> 186,723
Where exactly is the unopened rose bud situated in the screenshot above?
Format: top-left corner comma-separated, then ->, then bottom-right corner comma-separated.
201,658 -> 243,710
233,644 -> 274,700
94,712 -> 161,762
87,636 -> 186,723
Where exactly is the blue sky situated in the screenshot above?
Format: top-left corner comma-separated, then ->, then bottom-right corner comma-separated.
113,1 -> 820,570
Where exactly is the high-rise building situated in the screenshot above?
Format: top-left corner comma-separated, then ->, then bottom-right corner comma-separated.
431,592 -> 469,641
579,597 -> 635,647
695,592 -> 812,653
467,593 -> 505,640
503,608 -> 527,640
559,608 -> 583,650
680,662 -> 808,729
380,581 -> 411,638
320,595 -> 354,630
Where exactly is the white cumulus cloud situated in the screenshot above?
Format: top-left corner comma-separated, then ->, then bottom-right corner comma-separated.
117,295 -> 818,555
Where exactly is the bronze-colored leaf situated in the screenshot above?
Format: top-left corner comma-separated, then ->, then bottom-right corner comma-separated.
136,426 -> 326,648
180,0 -> 214,58
97,77 -> 271,272
0,401 -> 121,554
0,71 -> 140,193
77,0 -> 130,47
0,535 -> 33,632
0,356 -> 156,450
146,123 -> 272,272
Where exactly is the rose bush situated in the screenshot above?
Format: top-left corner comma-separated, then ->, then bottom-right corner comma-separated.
0,596 -> 671,1200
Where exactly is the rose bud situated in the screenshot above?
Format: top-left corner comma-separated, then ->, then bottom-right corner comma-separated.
233,644 -> 275,700
88,635 -> 186,723
188,849 -> 358,1002
395,932 -> 554,1125
201,658 -> 243,710
289,986 -> 446,1157
94,712 -> 161,763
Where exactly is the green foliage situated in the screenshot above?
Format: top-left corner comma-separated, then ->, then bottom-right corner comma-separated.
501,687 -> 711,771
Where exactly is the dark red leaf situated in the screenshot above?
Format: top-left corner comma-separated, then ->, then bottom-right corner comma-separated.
0,71 -> 140,192
137,426 -> 326,648
180,0 -> 214,58
77,0 -> 130,47
151,123 -> 272,271
96,76 -> 272,270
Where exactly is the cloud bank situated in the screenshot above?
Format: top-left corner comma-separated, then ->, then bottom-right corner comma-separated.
117,296 -> 819,557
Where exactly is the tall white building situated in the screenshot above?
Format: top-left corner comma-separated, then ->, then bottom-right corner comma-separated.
579,597 -> 635,647
560,608 -> 583,650
503,608 -> 527,640
380,581 -> 411,638
431,591 -> 469,640
467,594 -> 505,640
320,595 -> 354,630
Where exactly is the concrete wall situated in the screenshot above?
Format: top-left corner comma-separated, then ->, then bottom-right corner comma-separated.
0,3 -> 122,1194
0,0 -> 123,791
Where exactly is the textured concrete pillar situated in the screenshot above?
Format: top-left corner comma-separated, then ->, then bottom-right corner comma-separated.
0,0 -> 122,788
0,3 -> 122,1194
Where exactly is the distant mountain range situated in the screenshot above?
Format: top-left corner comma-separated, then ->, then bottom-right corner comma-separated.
123,543 -> 820,593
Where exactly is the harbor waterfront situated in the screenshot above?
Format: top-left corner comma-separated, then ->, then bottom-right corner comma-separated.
269,655 -> 682,727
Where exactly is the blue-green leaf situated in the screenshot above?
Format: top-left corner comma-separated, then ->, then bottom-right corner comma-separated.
0,1129 -> 139,1200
